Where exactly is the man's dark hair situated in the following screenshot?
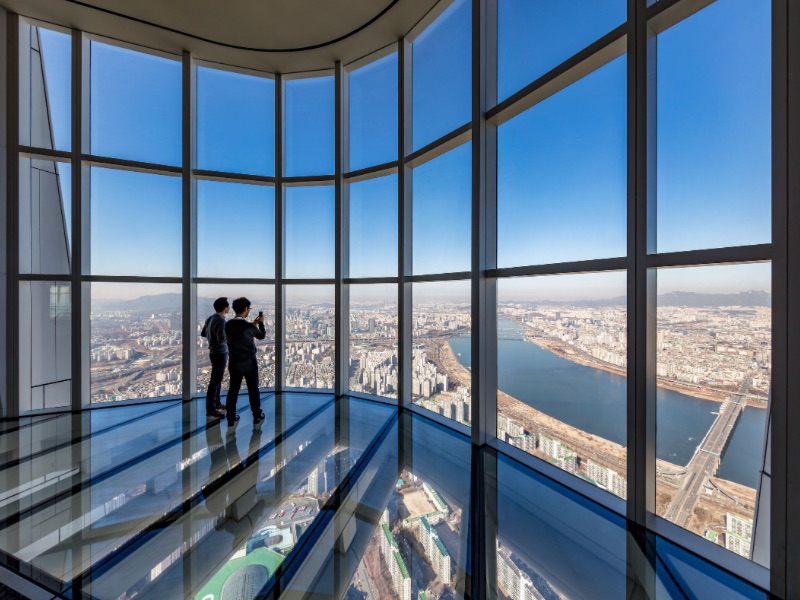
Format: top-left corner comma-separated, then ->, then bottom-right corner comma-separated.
213,297 -> 229,312
232,297 -> 251,315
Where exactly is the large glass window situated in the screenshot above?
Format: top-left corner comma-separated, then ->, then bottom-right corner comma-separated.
90,41 -> 181,166
90,168 -> 182,277
497,57 -> 626,268
497,0 -> 625,102
412,0 -> 471,150
197,67 -> 275,176
413,280 -> 471,426
349,174 -> 398,278
285,285 -> 335,389
285,76 -> 335,176
19,159 -> 71,275
90,283 -> 183,403
655,263 -> 770,559
196,284 -> 276,392
656,0 -> 770,253
348,52 -> 398,171
285,186 -> 335,279
349,284 -> 398,399
20,23 -> 71,151
497,272 -> 627,497
412,143 -> 471,275
197,180 -> 275,279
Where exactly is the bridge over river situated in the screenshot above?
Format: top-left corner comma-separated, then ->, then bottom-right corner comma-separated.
663,378 -> 751,527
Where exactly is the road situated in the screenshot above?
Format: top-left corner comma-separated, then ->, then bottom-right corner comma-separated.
663,378 -> 751,527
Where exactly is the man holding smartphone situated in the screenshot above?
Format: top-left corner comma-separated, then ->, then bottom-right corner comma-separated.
224,297 -> 267,432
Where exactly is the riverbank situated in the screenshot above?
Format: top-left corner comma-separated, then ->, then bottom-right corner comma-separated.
521,331 -> 767,409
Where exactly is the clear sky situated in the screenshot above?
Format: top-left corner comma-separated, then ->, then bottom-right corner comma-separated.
31,0 -> 771,301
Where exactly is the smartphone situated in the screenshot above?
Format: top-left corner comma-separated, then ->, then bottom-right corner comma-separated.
258,311 -> 264,319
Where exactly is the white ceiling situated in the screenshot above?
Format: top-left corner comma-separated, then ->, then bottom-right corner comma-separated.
1,0 -> 444,72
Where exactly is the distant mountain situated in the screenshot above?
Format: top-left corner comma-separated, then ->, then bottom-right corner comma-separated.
94,294 -> 275,314
657,290 -> 771,308
503,290 -> 771,308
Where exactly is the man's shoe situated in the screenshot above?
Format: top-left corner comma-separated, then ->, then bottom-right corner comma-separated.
226,414 -> 240,435
253,411 -> 266,429
206,409 -> 225,420
216,403 -> 227,410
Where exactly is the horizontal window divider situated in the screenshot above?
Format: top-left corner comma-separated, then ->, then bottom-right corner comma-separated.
344,161 -> 399,182
83,154 -> 182,176
283,175 -> 336,186
488,257 -> 627,279
343,391 -> 399,406
84,275 -> 183,284
344,42 -> 398,71
406,401 -> 472,438
647,0 -> 717,36
405,0 -> 459,43
18,274 -> 72,282
344,276 -> 399,285
646,244 -> 771,269
192,57 -> 276,79
193,169 -> 275,185
193,277 -> 276,284
490,437 -> 627,517
18,146 -> 71,162
649,515 -> 770,592
280,386 -> 335,395
83,31 -> 181,62
405,122 -> 472,168
407,271 -> 472,283
282,278 -> 337,285
486,23 -> 627,127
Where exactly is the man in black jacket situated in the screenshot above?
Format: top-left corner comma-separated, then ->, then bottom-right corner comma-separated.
201,297 -> 229,419
224,297 -> 266,432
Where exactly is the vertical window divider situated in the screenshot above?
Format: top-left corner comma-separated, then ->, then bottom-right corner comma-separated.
335,61 -> 350,399
181,50 -> 197,402
5,12 -> 20,416
398,37 -> 414,472
469,0 -> 498,597
771,0 -> 795,595
274,73 -> 285,392
627,0 -> 657,595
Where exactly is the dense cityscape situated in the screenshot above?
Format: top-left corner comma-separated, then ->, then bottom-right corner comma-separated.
89,290 -> 771,561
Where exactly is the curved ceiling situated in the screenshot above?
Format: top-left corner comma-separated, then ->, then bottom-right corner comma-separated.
0,0 -> 444,72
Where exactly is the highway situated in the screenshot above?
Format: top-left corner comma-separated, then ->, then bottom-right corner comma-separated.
663,378 -> 751,527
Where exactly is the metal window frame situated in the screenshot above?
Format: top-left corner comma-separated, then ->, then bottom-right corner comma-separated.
2,0 -> 794,596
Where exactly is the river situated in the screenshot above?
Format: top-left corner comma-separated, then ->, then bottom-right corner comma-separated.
448,319 -> 766,488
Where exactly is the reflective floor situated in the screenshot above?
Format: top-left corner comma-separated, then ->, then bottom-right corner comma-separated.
0,393 -> 769,599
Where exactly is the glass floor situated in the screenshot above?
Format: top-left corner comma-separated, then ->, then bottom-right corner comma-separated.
0,393 -> 769,599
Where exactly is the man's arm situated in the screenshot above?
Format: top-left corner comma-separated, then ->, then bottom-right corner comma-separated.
253,322 -> 267,340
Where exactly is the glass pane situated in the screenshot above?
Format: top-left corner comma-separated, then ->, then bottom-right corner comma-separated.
656,0 -> 770,252
90,283 -> 182,403
349,52 -> 398,171
412,280 -> 471,426
349,174 -> 397,278
412,0 -> 471,150
90,41 -> 181,166
20,24 -> 71,151
19,282 -> 71,412
285,76 -> 335,176
655,263 -> 771,560
498,56 -> 627,268
349,284 -> 398,399
196,284 -> 276,394
495,272 -> 627,496
197,180 -> 275,278
497,453 -> 628,599
497,0 -> 625,102
412,143 -> 471,275
285,185 -> 334,279
90,167 -> 182,276
19,158 -> 71,275
285,285 -> 335,389
197,66 -> 275,175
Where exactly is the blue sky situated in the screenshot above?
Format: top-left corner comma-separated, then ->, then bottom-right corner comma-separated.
32,0 -> 771,301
